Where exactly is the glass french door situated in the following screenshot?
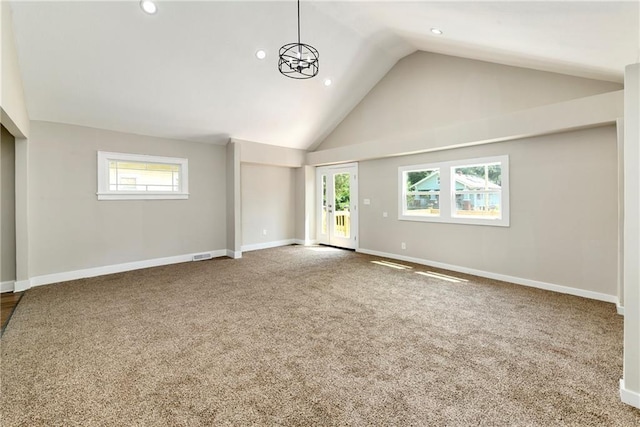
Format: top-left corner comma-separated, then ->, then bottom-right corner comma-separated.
316,163 -> 358,249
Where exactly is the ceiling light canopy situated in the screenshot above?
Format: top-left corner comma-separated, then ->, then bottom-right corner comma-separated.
256,50 -> 267,60
140,0 -> 157,15
278,0 -> 319,79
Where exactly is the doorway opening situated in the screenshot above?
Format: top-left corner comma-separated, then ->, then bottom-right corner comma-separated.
316,163 -> 358,250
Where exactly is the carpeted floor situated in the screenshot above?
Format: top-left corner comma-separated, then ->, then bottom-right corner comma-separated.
1,245 -> 638,426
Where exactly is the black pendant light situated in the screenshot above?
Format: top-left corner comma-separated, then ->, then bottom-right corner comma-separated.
278,0 -> 319,79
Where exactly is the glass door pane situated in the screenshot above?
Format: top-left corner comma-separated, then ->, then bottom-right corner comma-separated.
316,163 -> 357,250
333,172 -> 350,238
321,174 -> 328,235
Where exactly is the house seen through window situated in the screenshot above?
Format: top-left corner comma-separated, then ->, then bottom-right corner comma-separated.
452,162 -> 502,219
399,155 -> 509,226
404,168 -> 441,216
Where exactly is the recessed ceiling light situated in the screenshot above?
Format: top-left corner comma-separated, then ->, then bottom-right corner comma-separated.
140,0 -> 157,15
256,50 -> 267,60
430,28 -> 443,35
324,78 -> 332,87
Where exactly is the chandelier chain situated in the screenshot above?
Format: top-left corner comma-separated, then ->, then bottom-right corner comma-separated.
278,0 -> 319,79
297,0 -> 301,46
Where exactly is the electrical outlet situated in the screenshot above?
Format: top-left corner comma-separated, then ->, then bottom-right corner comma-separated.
363,198 -> 371,205
262,229 -> 267,236
401,242 -> 406,250
383,212 -> 388,218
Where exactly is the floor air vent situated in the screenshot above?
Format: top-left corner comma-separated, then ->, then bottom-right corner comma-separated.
192,253 -> 213,261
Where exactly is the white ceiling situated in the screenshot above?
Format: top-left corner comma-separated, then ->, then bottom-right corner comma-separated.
9,1 -> 640,150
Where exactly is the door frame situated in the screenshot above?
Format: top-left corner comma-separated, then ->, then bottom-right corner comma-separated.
316,163 -> 358,250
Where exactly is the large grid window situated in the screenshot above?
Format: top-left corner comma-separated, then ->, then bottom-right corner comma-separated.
97,152 -> 189,200
399,155 -> 509,226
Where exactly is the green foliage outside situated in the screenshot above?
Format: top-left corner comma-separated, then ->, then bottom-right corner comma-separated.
405,170 -> 435,209
334,173 -> 351,211
405,164 -> 502,190
404,164 -> 501,210
455,165 -> 502,185
406,171 -> 431,188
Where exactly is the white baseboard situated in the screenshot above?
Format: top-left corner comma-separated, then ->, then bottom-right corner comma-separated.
293,239 -> 318,246
241,239 -> 297,253
617,303 -> 625,316
620,379 -> 640,409
24,250 -> 228,290
1,280 -> 15,293
226,249 -> 242,259
14,280 -> 31,292
357,248 -> 617,304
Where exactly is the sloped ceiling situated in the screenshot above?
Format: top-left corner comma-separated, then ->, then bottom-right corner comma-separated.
8,1 -> 639,150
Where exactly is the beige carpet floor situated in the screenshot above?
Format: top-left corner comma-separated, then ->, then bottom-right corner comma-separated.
1,245 -> 639,426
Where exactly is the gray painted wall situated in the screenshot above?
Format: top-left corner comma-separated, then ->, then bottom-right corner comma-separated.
623,63 -> 640,404
1,125 -> 16,282
226,142 -> 241,255
27,121 -> 227,277
1,2 -> 30,138
241,163 -> 295,246
358,125 -> 618,296
294,167 -> 305,242
317,52 -> 622,151
310,51 -> 622,298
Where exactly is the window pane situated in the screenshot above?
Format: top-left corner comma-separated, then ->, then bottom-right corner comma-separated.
118,177 -> 137,191
453,163 -> 502,218
321,175 -> 327,235
98,152 -> 189,201
109,160 -> 181,192
109,167 -> 117,191
334,173 -> 350,238
145,163 -> 179,172
404,168 -> 440,216
453,163 -> 502,187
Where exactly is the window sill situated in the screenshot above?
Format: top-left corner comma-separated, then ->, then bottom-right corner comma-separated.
97,193 -> 189,201
399,214 -> 509,227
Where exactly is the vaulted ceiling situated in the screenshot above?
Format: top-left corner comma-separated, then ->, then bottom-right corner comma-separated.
9,1 -> 639,150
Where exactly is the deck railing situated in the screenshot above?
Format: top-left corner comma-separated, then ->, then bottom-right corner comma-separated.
334,211 -> 350,237
321,210 -> 351,237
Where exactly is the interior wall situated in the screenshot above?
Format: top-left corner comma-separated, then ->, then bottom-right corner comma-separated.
617,119 -> 625,308
237,139 -> 305,168
622,62 -> 640,406
241,163 -> 295,247
226,142 -> 241,257
358,125 -> 618,297
317,52 -> 622,151
0,2 -> 30,138
294,167 -> 305,242
294,166 -> 317,245
27,121 -> 227,277
1,125 -> 16,282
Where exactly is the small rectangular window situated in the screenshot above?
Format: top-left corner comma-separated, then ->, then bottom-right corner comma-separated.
97,152 -> 189,200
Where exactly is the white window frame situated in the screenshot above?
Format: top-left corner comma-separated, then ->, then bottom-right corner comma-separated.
398,155 -> 509,227
97,151 -> 189,201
